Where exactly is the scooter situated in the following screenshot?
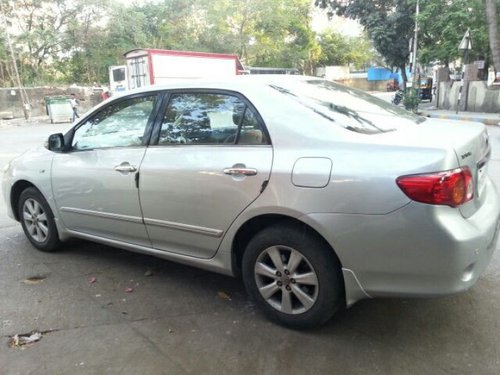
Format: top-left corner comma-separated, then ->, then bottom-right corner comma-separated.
391,89 -> 404,105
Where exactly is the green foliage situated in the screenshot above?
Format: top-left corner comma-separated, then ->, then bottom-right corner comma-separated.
317,0 -> 498,76
0,0 -> 369,85
1,0 -> 497,86
0,31 -> 11,86
403,88 -> 420,112
317,0 -> 416,81
1,0 -> 110,84
317,30 -> 374,69
196,0 -> 319,71
418,0 -> 490,66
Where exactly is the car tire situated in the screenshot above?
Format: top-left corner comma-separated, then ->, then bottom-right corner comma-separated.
242,224 -> 344,329
18,187 -> 61,252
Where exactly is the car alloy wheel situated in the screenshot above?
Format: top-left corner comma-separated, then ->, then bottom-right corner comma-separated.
254,245 -> 319,314
18,187 -> 61,252
242,224 -> 344,329
22,198 -> 50,243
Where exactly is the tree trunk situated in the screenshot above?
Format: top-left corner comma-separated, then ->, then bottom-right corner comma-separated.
485,0 -> 500,75
399,64 -> 407,87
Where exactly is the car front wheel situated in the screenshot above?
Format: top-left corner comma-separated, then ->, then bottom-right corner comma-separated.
18,187 -> 61,252
242,224 -> 344,329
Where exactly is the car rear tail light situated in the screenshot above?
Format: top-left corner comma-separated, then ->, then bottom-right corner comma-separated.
396,167 -> 473,207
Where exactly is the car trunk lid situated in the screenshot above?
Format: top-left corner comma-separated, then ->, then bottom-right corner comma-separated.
406,119 -> 490,217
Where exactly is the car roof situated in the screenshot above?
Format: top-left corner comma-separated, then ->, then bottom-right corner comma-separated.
116,75 -> 317,97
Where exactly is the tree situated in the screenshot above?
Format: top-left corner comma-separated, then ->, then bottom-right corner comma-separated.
317,30 -> 374,69
0,0 -> 326,85
0,0 -> 108,84
485,0 -> 500,75
418,0 -> 490,69
96,0 -> 319,73
63,0 -> 200,83
199,0 -> 320,71
316,0 -> 416,84
102,0 -> 322,78
0,31 -> 13,86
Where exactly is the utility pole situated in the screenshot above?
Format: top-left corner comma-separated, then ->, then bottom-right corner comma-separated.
456,29 -> 472,114
1,10 -> 31,119
411,0 -> 420,111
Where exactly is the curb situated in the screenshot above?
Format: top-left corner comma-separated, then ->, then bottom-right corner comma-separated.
420,111 -> 500,126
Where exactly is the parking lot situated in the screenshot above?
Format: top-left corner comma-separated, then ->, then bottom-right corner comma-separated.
1,119 -> 499,374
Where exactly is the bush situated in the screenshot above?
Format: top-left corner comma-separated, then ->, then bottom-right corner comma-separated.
403,88 -> 420,112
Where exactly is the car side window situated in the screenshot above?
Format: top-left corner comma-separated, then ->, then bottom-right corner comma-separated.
158,93 -> 267,145
233,101 -> 269,145
72,96 -> 156,151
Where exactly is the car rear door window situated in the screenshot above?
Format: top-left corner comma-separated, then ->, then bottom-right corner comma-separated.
158,92 -> 268,145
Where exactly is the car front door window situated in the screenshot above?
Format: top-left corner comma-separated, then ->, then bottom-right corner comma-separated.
72,96 -> 156,150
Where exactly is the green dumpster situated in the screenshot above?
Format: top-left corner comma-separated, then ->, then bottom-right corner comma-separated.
45,96 -> 73,123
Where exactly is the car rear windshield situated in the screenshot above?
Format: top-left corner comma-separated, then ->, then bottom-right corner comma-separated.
270,79 -> 426,134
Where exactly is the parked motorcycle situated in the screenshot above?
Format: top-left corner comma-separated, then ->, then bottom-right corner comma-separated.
391,89 -> 404,105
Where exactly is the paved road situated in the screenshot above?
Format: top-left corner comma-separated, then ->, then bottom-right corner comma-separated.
0,119 -> 499,374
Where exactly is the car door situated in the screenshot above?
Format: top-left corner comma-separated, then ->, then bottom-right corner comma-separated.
51,93 -> 160,247
139,90 -> 273,258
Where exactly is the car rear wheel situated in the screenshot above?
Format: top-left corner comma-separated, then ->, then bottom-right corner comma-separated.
18,187 -> 61,252
242,224 -> 344,329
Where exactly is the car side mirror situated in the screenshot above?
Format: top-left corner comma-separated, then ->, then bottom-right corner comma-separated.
47,133 -> 65,152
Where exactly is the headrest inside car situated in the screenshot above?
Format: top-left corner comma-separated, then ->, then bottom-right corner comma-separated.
233,103 -> 246,126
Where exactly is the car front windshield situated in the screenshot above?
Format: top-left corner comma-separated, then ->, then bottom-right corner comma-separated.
270,79 -> 426,134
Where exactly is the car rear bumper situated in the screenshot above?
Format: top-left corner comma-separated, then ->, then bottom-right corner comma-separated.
303,178 -> 500,305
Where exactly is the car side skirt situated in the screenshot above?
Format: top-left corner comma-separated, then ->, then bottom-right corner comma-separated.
64,229 -> 235,276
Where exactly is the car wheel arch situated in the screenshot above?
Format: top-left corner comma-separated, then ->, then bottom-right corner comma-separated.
231,214 -> 344,282
10,180 -> 40,221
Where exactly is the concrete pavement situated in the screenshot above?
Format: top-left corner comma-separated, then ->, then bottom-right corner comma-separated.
1,221 -> 500,374
419,108 -> 500,126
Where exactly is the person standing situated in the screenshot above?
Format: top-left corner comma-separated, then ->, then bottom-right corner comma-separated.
101,90 -> 110,101
70,93 -> 80,122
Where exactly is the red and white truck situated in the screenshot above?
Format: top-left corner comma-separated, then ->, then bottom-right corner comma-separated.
109,48 -> 245,93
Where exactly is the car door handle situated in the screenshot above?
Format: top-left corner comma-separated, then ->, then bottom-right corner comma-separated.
223,167 -> 257,176
114,163 -> 137,173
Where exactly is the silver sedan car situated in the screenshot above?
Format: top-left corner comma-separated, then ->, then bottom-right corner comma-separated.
3,76 -> 499,328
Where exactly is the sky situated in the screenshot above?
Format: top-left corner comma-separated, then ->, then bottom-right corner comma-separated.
311,6 -> 362,36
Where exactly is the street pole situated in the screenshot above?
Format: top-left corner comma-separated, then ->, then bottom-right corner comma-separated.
411,0 -> 419,111
463,47 -> 470,111
456,48 -> 469,114
456,29 -> 472,114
